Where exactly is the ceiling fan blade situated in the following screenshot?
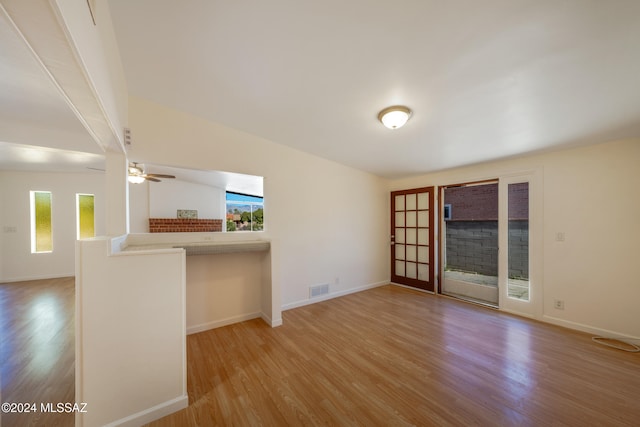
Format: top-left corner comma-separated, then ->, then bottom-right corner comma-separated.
145,176 -> 162,182
86,167 -> 105,172
145,173 -> 176,179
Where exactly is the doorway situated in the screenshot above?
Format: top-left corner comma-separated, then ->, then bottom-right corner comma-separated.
441,181 -> 499,306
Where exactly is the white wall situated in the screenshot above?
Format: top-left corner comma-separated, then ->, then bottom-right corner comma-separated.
186,252 -> 265,333
128,180 -> 149,233
148,179 -> 225,219
0,170 -> 105,282
389,138 -> 640,339
128,96 -> 390,308
75,238 -> 187,426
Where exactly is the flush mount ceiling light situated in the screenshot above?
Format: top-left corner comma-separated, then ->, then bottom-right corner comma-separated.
378,105 -> 412,129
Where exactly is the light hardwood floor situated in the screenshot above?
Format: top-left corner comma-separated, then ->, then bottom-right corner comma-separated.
0,277 -> 75,427
1,280 -> 639,426
148,285 -> 640,426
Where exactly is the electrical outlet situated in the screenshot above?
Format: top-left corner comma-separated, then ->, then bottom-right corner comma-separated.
555,232 -> 565,242
553,299 -> 565,310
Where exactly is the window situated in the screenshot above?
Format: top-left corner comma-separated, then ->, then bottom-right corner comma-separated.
30,191 -> 53,253
225,192 -> 264,232
77,194 -> 95,239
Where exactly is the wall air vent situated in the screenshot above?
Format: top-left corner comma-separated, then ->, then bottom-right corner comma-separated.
309,283 -> 330,298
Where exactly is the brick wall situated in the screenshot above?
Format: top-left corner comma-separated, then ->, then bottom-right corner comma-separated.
148,218 -> 223,233
444,184 -> 499,220
444,182 -> 528,220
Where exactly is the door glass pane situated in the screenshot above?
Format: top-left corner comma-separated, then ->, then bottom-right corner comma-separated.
417,210 -> 429,227
395,212 -> 405,227
406,211 -> 416,227
395,261 -> 405,277
395,195 -> 405,211
417,192 -> 428,210
406,194 -> 417,210
395,228 -> 405,244
406,262 -> 417,279
417,246 -> 428,263
406,229 -> 416,244
442,182 -> 499,306
406,245 -> 417,262
417,228 -> 428,245
395,244 -> 405,260
508,182 -> 529,301
418,264 -> 429,281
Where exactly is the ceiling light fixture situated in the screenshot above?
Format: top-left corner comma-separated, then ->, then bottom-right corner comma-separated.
378,105 -> 412,129
128,163 -> 145,184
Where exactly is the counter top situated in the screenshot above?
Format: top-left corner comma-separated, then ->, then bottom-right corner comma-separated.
123,239 -> 270,255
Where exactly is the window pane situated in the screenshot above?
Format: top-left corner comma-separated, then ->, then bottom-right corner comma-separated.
31,191 -> 52,253
77,194 -> 95,239
252,205 -> 264,231
225,192 -> 264,232
508,182 -> 529,301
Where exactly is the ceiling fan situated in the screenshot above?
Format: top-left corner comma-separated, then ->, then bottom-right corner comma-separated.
128,162 -> 175,183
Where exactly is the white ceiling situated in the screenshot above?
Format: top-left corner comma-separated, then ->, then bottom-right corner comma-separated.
1,1 -> 639,180
0,4 -> 104,173
108,0 -> 640,178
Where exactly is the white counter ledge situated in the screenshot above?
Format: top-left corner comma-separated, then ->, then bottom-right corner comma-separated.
122,235 -> 270,255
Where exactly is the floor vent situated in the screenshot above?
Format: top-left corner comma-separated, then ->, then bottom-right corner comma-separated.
309,283 -> 330,298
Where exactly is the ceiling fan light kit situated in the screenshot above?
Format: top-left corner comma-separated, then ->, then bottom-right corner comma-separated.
378,105 -> 412,129
127,162 -> 176,183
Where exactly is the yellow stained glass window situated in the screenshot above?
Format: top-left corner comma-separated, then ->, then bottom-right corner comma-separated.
31,191 -> 52,253
77,194 -> 95,239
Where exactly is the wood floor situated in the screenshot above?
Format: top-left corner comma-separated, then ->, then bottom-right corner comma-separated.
0,277 -> 75,427
148,285 -> 640,426
1,280 -> 639,426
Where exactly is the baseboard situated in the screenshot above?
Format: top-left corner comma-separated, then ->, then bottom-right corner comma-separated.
1,273 -> 74,283
102,395 -> 188,427
261,312 -> 283,327
542,315 -> 640,342
187,312 -> 262,335
282,281 -> 388,311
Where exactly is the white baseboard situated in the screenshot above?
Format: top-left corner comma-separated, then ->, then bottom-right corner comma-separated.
103,394 -> 188,427
187,312 -> 262,335
282,281 -> 388,311
542,315 -> 640,342
261,312 -> 283,327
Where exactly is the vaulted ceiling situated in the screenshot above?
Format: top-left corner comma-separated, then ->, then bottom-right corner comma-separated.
2,1 -> 640,178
